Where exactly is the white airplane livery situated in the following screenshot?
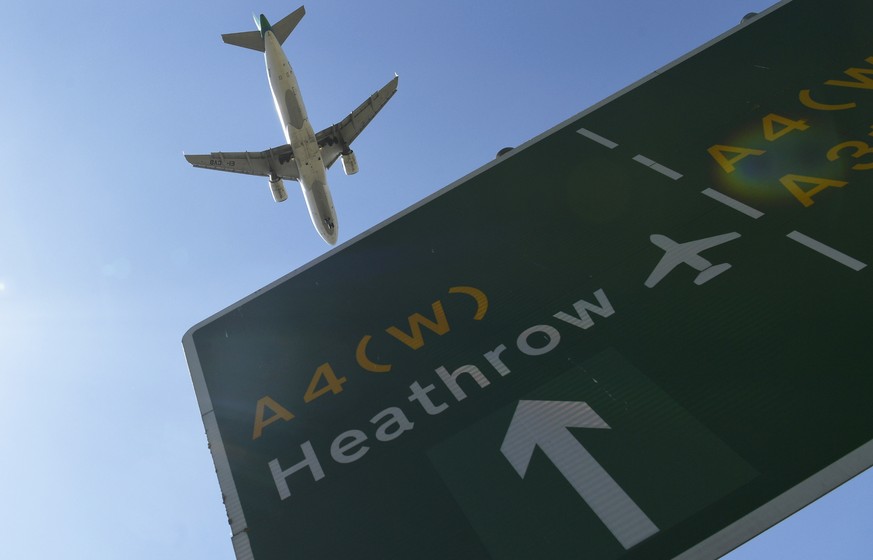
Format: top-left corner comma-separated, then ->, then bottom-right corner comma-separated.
185,6 -> 398,244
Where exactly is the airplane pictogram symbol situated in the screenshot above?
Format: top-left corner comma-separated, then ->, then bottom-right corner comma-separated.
645,232 -> 741,288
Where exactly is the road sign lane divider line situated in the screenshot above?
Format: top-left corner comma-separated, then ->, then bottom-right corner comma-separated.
577,128 -> 619,149
632,154 -> 683,180
786,231 -> 867,271
701,188 -> 765,218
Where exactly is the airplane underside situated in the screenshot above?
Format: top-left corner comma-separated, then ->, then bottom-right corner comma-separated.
184,6 -> 397,245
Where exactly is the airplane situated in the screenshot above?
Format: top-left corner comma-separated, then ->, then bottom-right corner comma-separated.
184,6 -> 398,244
644,232 -> 741,288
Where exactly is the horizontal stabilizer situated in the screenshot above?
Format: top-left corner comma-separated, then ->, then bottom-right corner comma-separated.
221,30 -> 265,52
270,6 -> 306,45
317,74 -> 399,169
221,6 -> 305,51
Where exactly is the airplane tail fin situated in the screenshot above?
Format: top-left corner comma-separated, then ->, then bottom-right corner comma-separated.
221,6 -> 306,51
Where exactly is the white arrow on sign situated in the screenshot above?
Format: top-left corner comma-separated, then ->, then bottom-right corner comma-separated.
500,400 -> 659,549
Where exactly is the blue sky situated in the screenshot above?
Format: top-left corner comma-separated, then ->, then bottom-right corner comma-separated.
1,0 -> 870,558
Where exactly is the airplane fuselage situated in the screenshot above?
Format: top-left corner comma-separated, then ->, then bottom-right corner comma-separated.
263,27 -> 338,244
187,7 -> 398,245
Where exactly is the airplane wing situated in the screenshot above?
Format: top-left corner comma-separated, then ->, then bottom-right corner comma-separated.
184,144 -> 300,180
317,74 -> 399,168
688,232 -> 742,251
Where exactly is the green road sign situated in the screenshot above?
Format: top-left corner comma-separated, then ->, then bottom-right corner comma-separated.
183,0 -> 873,557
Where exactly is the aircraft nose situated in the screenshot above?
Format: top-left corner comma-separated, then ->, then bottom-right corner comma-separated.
320,219 -> 338,245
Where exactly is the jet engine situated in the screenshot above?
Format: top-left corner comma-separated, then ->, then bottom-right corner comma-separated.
269,176 -> 288,202
341,149 -> 359,176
